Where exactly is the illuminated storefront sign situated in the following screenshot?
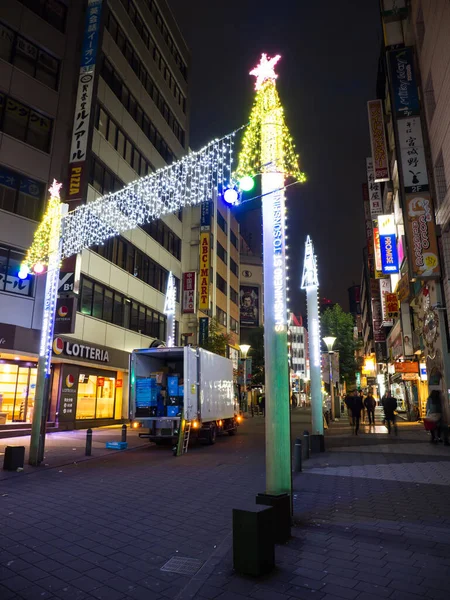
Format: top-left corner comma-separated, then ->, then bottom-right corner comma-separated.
367,99 -> 390,182
378,214 -> 399,274
199,232 -> 210,311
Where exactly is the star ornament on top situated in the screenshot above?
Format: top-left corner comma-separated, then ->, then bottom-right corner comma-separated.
250,53 -> 281,90
48,179 -> 63,199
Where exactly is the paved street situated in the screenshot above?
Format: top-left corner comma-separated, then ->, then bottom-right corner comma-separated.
1,412 -> 450,600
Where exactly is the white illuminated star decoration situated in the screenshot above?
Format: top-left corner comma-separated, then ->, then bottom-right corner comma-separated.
48,179 -> 63,199
250,53 -> 281,90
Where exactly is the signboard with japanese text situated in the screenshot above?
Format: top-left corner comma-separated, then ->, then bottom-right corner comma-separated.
199,317 -> 209,346
398,117 -> 428,193
373,227 -> 383,277
394,361 -> 418,374
386,292 -> 399,319
182,272 -> 196,314
362,184 -> 375,276
80,0 -> 103,69
199,232 -> 210,311
405,192 -> 440,278
201,201 -> 212,230
58,364 -> 79,422
69,70 -> 95,163
396,271 -> 410,303
367,100 -> 390,182
366,158 -> 383,217
389,47 -> 420,118
379,278 -> 393,326
380,233 -> 399,274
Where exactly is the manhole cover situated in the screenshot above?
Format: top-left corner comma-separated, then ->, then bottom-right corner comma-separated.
161,556 -> 204,576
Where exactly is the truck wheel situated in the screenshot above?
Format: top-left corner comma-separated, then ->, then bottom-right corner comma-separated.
208,426 -> 217,445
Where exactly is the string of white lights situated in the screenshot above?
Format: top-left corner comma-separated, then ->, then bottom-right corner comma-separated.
61,130 -> 239,259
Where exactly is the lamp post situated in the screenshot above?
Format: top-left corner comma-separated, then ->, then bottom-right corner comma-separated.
323,336 -> 337,421
239,344 -> 251,413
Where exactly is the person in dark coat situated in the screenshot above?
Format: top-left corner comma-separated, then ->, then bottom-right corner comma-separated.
382,391 -> 398,435
364,393 -> 376,425
351,390 -> 364,435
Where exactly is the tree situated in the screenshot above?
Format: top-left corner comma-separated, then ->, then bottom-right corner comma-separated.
199,316 -> 232,356
321,304 -> 357,387
246,327 -> 265,386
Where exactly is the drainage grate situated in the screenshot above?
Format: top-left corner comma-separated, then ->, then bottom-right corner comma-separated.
161,556 -> 204,576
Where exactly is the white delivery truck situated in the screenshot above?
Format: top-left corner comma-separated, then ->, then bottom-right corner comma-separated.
129,346 -> 240,446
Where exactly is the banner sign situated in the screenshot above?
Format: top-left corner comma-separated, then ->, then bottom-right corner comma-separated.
182,272 -> 196,314
396,271 -> 410,303
394,361 -> 418,374
199,317 -> 209,346
54,297 -> 77,334
386,292 -> 399,319
370,279 -> 386,342
367,100 -> 390,182
362,184 -> 375,276
389,47 -> 420,118
201,201 -> 212,230
405,192 -> 440,278
380,233 -> 399,274
398,117 -> 428,193
366,158 -> 383,217
240,285 -> 259,327
373,227 -> 383,275
58,364 -> 79,422
80,0 -> 103,69
199,232 -> 210,310
379,278 -> 393,326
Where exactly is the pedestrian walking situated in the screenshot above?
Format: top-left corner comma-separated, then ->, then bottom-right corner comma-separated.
382,391 -> 398,435
359,391 -> 366,424
425,390 -> 450,445
364,392 -> 376,425
351,390 -> 364,435
344,392 -> 354,426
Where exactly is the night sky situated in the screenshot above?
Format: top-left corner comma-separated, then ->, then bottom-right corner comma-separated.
168,0 -> 382,312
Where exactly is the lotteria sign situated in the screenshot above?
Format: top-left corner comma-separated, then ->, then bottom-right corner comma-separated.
53,337 -> 109,362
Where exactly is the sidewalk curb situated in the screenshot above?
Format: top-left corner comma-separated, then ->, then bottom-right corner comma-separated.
175,530 -> 233,599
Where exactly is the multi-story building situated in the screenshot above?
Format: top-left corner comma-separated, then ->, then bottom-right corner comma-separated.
289,313 -> 308,382
358,1 -> 450,416
239,233 -> 263,342
0,0 -> 190,433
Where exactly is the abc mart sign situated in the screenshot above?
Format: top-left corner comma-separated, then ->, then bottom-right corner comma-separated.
53,337 -> 109,363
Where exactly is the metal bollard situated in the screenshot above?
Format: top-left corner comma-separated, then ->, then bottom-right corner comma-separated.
294,438 -> 302,472
121,424 -> 127,442
303,430 -> 310,460
85,428 -> 93,456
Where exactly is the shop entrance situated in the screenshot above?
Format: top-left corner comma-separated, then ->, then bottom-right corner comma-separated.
0,362 -> 37,424
75,369 -> 116,420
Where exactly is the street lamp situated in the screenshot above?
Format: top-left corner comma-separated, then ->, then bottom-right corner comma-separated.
323,336 -> 337,421
239,344 -> 251,413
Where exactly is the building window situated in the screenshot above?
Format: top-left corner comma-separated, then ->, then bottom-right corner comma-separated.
95,104 -> 154,175
230,229 -> 238,250
101,58 -> 178,161
435,151 -> 448,207
91,236 -> 180,300
141,220 -> 181,260
216,306 -> 227,327
230,317 -> 238,333
0,244 -> 34,297
230,258 -> 238,277
217,210 -> 227,235
216,273 -> 227,294
89,156 -> 124,196
104,14 -> 186,144
425,73 -> 436,124
0,165 -> 45,221
0,92 -> 53,152
217,242 -> 227,266
0,22 -> 60,89
80,275 -> 168,337
230,286 -> 238,305
18,0 -> 67,33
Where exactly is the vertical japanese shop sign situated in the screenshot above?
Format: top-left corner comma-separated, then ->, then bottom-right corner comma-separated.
366,158 -> 383,217
199,232 -> 210,311
388,47 -> 420,118
367,100 -> 390,182
379,278 -> 393,326
371,279 -> 386,343
398,117 -> 428,193
405,192 -> 440,278
182,272 -> 196,314
68,0 -> 103,204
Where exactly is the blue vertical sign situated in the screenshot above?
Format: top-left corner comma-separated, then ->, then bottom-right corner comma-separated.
80,0 -> 103,70
380,234 -> 399,274
389,47 -> 420,118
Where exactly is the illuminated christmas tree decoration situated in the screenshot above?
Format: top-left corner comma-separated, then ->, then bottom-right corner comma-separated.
301,235 -> 323,436
164,272 -> 177,348
249,53 -> 281,90
239,175 -> 255,192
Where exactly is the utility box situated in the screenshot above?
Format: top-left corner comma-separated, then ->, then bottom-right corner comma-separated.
3,446 -> 25,471
232,504 -> 275,576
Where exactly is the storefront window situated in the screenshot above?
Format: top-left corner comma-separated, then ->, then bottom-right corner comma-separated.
0,363 -> 37,423
75,372 -> 116,420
